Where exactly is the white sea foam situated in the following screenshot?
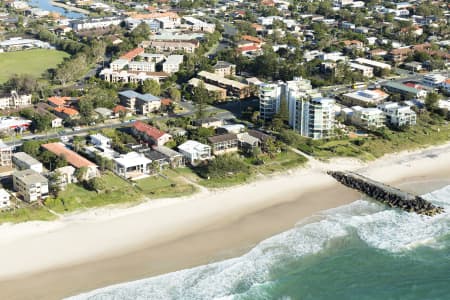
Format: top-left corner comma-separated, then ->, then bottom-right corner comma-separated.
68,185 -> 450,300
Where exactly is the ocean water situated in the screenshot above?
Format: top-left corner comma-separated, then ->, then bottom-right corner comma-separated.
69,185 -> 450,300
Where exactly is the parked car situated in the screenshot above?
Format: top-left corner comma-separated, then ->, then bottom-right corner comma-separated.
73,126 -> 81,131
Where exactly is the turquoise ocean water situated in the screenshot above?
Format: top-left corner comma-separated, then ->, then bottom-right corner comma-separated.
69,185 -> 450,300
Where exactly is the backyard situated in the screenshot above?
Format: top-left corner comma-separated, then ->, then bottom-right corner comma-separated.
0,49 -> 69,83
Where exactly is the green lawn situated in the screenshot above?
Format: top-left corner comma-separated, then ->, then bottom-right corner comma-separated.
0,49 -> 69,83
135,171 -> 196,198
0,205 -> 57,224
46,173 -> 142,213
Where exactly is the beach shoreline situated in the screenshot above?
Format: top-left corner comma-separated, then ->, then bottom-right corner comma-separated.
0,143 -> 449,300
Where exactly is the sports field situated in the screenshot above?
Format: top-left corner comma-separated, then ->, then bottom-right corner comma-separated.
0,49 -> 69,83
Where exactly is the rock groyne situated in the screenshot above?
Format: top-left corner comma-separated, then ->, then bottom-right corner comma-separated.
328,171 -> 444,216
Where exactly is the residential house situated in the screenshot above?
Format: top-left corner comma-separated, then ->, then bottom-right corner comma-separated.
12,152 -> 43,173
237,132 -> 260,153
193,117 -> 224,129
112,105 -> 131,118
208,133 -> 239,155
247,129 -> 273,152
213,61 -> 236,77
53,165 -> 77,190
53,107 -> 80,120
132,120 -> 172,146
69,16 -> 123,31
153,146 -> 184,168
377,102 -> 417,127
42,142 -> 99,179
118,90 -> 161,115
95,107 -> 113,119
13,169 -> 49,202
113,151 -> 152,179
90,133 -> 111,149
178,140 -> 211,165
0,189 -> 11,209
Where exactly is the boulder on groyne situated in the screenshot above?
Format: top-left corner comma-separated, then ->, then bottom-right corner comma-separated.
328,171 -> 444,216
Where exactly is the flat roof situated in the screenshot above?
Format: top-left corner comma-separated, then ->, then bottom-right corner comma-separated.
198,71 -> 249,90
12,152 -> 41,166
114,152 -> 151,167
13,169 -> 47,185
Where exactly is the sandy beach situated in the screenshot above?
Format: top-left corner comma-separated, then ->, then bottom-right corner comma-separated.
0,143 -> 449,300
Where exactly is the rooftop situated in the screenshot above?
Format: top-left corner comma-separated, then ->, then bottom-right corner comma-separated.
118,90 -> 160,102
13,169 -> 47,185
12,152 -> 41,166
133,121 -> 168,140
42,142 -> 97,169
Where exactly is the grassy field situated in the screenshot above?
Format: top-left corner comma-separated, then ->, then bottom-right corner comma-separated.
135,170 -> 197,198
0,49 -> 69,83
46,173 -> 142,214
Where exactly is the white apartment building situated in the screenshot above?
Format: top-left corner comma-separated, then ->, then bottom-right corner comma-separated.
182,16 -> 216,33
291,98 -> 336,139
354,58 -> 392,70
377,102 -> 417,127
348,62 -> 374,78
351,107 -> 386,129
422,74 -> 446,88
129,61 -> 156,72
0,189 -> 11,209
70,17 -> 123,31
259,83 -> 283,120
110,59 -> 129,71
162,55 -> 184,74
13,169 -> 49,202
0,91 -> 32,110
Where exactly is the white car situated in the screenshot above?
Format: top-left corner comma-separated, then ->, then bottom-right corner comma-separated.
60,136 -> 69,142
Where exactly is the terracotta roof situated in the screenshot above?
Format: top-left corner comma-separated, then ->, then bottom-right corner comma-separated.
54,107 -> 79,116
42,142 -> 97,168
133,120 -> 167,140
160,98 -> 172,106
241,35 -> 262,44
112,105 -> 127,113
48,96 -> 71,107
237,45 -> 260,53
120,47 -> 144,60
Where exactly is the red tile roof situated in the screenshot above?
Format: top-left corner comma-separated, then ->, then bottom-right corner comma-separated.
42,142 -> 97,168
48,96 -> 71,107
133,120 -> 167,140
160,98 -> 172,106
237,45 -> 260,53
54,107 -> 79,116
120,47 -> 145,60
112,105 -> 127,113
241,35 -> 262,44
